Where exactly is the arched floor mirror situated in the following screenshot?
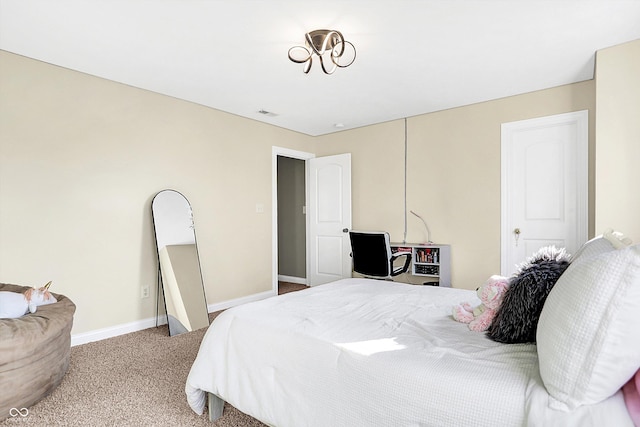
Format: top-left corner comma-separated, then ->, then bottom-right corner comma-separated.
151,189 -> 209,336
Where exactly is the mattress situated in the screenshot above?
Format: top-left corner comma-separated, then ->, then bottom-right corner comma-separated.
186,278 -> 631,426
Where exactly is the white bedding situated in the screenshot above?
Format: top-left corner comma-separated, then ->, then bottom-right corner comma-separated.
186,278 -> 632,426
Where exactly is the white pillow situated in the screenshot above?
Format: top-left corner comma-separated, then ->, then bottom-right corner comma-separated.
603,228 -> 634,249
536,244 -> 640,410
570,229 -> 630,263
569,237 -> 611,263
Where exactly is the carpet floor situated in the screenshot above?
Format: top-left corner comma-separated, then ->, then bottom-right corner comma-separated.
1,282 -> 309,427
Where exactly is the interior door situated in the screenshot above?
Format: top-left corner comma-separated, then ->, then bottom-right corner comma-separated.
501,110 -> 588,276
307,153 -> 352,286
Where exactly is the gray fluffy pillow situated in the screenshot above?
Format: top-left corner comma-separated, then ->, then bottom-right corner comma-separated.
487,246 -> 570,344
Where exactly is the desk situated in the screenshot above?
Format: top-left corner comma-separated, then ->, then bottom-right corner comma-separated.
391,243 -> 451,287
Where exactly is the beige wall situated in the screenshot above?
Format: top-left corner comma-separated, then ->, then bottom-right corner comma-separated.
2,41 -> 627,336
0,51 -> 310,334
595,39 -> 640,242
315,82 -> 595,288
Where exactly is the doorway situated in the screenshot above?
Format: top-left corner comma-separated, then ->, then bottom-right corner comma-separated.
276,155 -> 307,290
272,147 -> 353,294
272,147 -> 315,294
501,110 -> 588,276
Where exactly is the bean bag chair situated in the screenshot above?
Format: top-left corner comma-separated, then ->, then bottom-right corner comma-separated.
0,283 -> 75,420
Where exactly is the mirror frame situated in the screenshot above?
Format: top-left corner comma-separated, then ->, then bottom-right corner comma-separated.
151,189 -> 209,336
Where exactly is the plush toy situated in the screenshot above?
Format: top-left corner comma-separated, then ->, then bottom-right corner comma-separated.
452,275 -> 510,332
0,281 -> 57,319
623,369 -> 640,425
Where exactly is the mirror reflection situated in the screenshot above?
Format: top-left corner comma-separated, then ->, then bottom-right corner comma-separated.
151,190 -> 209,336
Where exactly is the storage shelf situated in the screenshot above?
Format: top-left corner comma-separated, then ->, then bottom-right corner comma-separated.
391,243 -> 451,286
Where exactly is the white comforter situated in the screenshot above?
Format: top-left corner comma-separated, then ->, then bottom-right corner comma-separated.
186,278 -> 631,427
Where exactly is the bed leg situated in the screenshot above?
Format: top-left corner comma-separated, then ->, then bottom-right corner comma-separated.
208,392 -> 224,422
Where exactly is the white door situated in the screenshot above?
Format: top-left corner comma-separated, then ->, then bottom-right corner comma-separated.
501,111 -> 588,276
308,153 -> 352,286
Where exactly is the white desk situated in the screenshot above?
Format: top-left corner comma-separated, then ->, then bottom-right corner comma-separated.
391,243 -> 451,287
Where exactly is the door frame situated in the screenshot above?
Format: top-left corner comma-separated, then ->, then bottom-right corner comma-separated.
272,146 -> 315,294
500,110 -> 588,275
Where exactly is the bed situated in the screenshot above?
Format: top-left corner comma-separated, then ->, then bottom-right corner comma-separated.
186,235 -> 639,426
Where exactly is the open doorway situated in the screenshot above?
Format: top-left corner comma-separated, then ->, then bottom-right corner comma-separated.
271,147 -> 352,293
271,147 -> 315,295
276,155 -> 307,293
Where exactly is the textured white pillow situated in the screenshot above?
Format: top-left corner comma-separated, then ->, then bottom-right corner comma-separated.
537,244 -> 640,410
570,229 -> 632,264
570,234 -> 613,263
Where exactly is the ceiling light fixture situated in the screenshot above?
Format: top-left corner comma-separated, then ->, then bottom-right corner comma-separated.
288,29 -> 356,75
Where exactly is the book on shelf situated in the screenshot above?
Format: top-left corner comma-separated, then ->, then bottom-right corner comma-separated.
392,247 -> 412,254
415,264 -> 440,275
415,248 -> 440,264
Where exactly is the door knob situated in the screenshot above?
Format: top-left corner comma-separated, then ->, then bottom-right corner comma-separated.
342,228 -> 349,233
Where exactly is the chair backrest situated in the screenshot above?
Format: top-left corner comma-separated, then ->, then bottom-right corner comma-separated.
349,231 -> 393,278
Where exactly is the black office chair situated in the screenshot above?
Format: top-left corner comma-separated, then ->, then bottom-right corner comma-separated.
349,231 -> 412,279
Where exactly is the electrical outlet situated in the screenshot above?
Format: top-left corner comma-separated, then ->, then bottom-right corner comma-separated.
141,285 -> 150,299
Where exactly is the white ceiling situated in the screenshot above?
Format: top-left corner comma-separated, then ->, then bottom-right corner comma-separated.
1,1 -> 640,136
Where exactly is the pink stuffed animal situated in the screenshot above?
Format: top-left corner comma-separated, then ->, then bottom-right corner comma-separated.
453,275 -> 510,332
623,369 -> 640,425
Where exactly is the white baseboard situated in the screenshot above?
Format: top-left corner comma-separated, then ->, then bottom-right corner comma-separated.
277,275 -> 307,285
71,317 -> 159,346
206,290 -> 274,313
71,289 -> 276,347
